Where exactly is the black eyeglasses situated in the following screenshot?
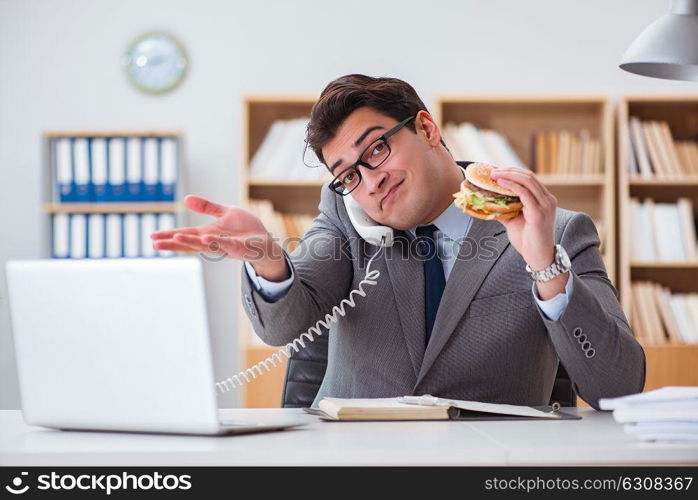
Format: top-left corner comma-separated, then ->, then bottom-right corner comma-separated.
329,114 -> 416,195
302,114 -> 416,196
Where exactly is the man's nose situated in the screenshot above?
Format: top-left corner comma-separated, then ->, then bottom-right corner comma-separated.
363,168 -> 389,195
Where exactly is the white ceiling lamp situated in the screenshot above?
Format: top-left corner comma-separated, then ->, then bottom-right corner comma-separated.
619,0 -> 698,81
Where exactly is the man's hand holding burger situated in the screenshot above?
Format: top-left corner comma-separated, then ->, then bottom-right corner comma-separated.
454,163 -> 568,300
150,194 -> 291,282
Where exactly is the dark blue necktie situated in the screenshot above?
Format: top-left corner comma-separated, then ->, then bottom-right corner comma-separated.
415,224 -> 446,346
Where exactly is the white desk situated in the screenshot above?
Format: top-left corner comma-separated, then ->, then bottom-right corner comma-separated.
1,408 -> 696,466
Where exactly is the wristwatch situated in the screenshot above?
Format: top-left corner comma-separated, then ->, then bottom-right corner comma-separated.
526,244 -> 571,282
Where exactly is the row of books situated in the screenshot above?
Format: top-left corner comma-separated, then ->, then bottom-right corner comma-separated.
629,198 -> 697,262
630,281 -> 698,344
51,136 -> 180,202
249,118 -> 331,181
531,129 -> 603,175
246,199 -> 316,252
441,122 -> 526,169
51,213 -> 177,259
627,117 -> 698,177
249,118 -> 609,181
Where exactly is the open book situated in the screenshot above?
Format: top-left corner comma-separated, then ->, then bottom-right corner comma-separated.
305,395 -> 581,421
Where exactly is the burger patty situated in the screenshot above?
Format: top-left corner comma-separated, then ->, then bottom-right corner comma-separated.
462,179 -> 517,200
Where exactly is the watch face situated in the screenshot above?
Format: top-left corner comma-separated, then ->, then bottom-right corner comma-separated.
557,245 -> 571,269
123,32 -> 187,94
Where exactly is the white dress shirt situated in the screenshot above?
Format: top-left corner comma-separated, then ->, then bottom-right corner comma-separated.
244,200 -> 573,321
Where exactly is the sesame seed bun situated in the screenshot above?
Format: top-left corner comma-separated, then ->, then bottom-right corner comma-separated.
464,162 -> 517,197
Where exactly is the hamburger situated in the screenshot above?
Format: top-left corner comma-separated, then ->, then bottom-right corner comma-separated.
452,163 -> 523,221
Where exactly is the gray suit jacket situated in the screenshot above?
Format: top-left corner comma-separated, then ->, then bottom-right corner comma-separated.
241,163 -> 646,410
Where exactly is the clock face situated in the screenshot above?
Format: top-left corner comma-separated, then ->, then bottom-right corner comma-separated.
123,32 -> 187,94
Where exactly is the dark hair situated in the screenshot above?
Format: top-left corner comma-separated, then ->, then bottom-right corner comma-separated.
306,74 -> 445,166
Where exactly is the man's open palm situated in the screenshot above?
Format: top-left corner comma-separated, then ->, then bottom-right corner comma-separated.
150,194 -> 275,261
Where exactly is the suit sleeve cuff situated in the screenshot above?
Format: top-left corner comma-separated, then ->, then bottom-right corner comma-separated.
244,254 -> 294,303
531,271 -> 574,322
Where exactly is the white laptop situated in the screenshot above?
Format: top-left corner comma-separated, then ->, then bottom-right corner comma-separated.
5,257 -> 306,436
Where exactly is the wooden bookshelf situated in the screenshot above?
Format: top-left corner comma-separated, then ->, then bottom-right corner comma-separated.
434,95 -> 616,284
240,96 -> 320,407
617,95 -> 698,390
241,346 -> 289,408
43,130 -> 183,138
576,343 -> 698,407
641,344 -> 698,391
617,96 -> 698,312
238,94 -> 697,409
43,202 -> 183,214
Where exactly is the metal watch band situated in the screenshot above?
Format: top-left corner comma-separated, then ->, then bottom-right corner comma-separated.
526,244 -> 571,283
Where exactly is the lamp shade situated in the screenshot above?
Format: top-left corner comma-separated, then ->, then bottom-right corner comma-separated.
619,0 -> 698,81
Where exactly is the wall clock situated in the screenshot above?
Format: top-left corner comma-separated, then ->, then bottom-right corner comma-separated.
123,32 -> 188,94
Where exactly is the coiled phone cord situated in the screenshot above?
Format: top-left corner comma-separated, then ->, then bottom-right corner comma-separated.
215,240 -> 385,394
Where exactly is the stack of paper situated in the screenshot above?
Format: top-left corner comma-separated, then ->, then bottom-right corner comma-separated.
599,386 -> 698,442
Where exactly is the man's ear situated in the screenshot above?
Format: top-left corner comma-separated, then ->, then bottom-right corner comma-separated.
415,110 -> 442,148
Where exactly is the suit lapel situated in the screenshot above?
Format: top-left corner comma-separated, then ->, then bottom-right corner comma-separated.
414,218 -> 509,389
384,231 -> 425,377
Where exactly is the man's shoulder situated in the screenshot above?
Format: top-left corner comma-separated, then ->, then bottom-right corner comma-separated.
553,207 -> 600,241
316,181 -> 355,238
319,181 -> 345,222
553,207 -> 577,229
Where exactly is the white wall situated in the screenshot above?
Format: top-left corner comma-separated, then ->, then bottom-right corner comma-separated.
0,0 -> 694,409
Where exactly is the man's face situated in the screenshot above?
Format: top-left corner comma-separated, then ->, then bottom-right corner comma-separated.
322,107 -> 438,231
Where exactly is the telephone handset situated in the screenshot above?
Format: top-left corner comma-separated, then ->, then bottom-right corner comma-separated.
343,194 -> 394,248
215,195 -> 393,394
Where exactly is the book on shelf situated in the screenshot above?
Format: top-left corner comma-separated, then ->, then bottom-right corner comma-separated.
627,117 -> 698,178
249,118 -> 331,182
246,199 -> 316,252
52,135 -> 180,203
51,213 -> 176,259
530,128 -> 602,176
629,281 -> 698,345
629,197 -> 697,263
441,122 -> 526,169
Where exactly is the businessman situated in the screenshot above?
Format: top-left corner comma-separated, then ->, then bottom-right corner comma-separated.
151,74 -> 646,410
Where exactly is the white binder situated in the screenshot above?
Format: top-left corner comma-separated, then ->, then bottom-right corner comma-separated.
87,214 -> 105,258
69,214 -> 87,259
140,213 -> 158,258
126,138 -> 143,201
108,137 -> 126,201
123,213 -> 141,258
90,138 -> 108,202
72,138 -> 90,202
160,138 -> 178,201
52,213 -> 70,258
55,138 -> 73,202
105,214 -> 123,258
143,138 -> 159,201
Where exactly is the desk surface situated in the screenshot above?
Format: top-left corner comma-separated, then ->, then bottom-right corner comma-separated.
1,408 -> 697,466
